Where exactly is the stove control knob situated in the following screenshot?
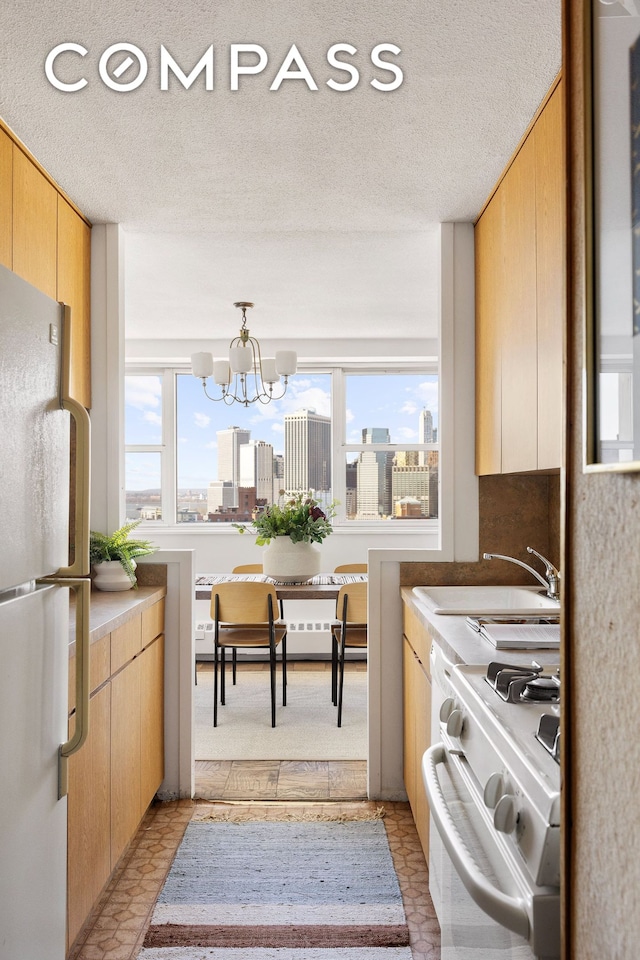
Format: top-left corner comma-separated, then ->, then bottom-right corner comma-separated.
494,794 -> 518,834
483,773 -> 505,809
439,698 -> 456,723
446,709 -> 464,738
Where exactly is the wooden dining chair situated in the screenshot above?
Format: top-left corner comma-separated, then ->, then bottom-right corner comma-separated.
334,563 -> 368,573
331,581 -> 368,727
211,581 -> 287,728
232,564 -> 263,573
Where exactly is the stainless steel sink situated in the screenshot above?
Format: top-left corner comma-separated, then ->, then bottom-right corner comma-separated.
412,584 -> 561,616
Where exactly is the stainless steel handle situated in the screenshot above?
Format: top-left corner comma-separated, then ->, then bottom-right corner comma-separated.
38,577 -> 91,797
57,304 -> 91,578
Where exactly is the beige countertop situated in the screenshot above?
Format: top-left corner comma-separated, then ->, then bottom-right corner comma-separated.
401,586 -> 561,668
69,584 -> 167,646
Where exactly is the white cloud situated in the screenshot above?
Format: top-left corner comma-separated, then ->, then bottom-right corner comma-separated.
144,411 -> 162,426
194,412 -> 211,429
271,423 -> 284,434
400,401 -> 418,415
397,426 -> 417,441
346,408 -> 354,423
125,376 -> 161,410
205,440 -> 217,449
178,436 -> 188,444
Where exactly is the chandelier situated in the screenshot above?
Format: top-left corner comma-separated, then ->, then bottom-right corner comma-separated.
190,302 -> 297,406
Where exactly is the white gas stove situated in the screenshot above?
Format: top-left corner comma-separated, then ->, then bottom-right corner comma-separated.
424,654 -> 561,960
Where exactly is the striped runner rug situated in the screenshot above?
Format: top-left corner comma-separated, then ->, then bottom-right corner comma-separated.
139,820 -> 412,959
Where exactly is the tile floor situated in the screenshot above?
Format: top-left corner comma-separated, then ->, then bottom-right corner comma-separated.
67,662 -> 441,960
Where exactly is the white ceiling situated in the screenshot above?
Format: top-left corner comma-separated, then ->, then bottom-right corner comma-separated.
0,1 -> 561,343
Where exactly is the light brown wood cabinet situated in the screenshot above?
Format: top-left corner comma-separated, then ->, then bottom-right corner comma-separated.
67,597 -> 165,949
57,197 -> 92,408
0,121 -> 91,407
0,128 -> 12,268
475,79 -> 565,475
12,146 -> 58,299
402,604 -> 432,861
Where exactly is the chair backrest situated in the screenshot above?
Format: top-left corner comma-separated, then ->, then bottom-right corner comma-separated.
232,563 -> 263,573
334,563 -> 367,573
212,581 -> 278,624
335,581 -> 368,624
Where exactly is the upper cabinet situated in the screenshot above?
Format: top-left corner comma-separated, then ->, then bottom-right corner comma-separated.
1,121 -> 92,408
0,129 -> 12,269
475,79 -> 565,475
58,198 -> 92,408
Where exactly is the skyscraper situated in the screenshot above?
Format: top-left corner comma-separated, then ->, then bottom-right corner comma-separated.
419,407 -> 433,466
356,427 -> 393,518
239,440 -> 274,503
284,408 -> 331,494
217,426 -> 250,506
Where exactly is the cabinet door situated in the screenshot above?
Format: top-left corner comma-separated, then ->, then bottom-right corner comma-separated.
0,128 -> 12,268
403,637 -> 417,810
413,655 -> 431,860
500,134 -> 538,473
475,190 -> 504,475
110,657 -> 142,868
57,197 -> 91,408
12,148 -> 57,298
140,635 -> 165,809
67,684 -> 111,949
535,83 -> 565,470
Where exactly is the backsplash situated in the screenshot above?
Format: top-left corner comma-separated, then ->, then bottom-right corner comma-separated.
400,472 -> 561,587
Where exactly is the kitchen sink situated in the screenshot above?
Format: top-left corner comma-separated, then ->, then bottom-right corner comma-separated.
412,584 -> 561,616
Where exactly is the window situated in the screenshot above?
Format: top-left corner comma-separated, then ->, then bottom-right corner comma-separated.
125,374 -> 164,521
124,363 -> 439,527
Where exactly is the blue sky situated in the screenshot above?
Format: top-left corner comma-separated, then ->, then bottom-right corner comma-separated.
125,371 -> 438,490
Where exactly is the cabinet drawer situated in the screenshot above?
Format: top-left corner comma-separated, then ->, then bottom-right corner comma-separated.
110,615 -> 142,674
68,632 -> 111,713
403,604 -> 432,673
142,599 -> 165,647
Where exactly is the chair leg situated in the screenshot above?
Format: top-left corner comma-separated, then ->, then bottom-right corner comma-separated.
220,647 -> 226,705
282,635 -> 287,706
331,633 -> 338,705
337,642 -> 346,727
270,642 -> 277,728
232,647 -> 237,684
213,644 -> 218,727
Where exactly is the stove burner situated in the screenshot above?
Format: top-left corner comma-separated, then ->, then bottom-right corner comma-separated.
485,661 -> 561,704
536,713 -> 561,763
522,676 -> 560,702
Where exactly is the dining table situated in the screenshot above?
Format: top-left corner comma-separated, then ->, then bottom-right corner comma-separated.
194,572 -> 367,603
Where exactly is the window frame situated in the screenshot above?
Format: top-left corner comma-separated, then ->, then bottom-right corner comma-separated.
124,358 -> 439,532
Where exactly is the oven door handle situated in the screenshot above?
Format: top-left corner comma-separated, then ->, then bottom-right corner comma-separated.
422,743 -> 530,941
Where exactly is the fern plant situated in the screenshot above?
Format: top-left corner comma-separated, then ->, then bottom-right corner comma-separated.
89,520 -> 156,585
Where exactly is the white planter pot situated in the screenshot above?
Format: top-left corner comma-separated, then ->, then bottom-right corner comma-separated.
92,559 -> 136,591
262,537 -> 321,583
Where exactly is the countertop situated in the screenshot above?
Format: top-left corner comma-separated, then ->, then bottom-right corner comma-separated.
69,585 -> 167,646
401,586 -> 561,668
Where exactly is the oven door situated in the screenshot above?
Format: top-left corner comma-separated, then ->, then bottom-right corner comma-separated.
423,743 -> 559,960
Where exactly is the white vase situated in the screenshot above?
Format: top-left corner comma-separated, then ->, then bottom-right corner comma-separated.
93,559 -> 136,591
262,537 -> 321,583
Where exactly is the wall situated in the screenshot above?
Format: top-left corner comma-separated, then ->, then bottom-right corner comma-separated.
567,3 -> 640,956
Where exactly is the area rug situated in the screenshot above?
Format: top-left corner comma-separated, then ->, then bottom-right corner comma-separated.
139,820 -> 412,959
195,669 -> 367,761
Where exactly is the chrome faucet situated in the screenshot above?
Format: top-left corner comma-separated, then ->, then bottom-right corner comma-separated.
482,547 -> 561,602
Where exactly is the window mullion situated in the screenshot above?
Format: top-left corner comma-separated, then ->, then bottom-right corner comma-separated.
331,368 -> 346,522
162,369 -> 176,524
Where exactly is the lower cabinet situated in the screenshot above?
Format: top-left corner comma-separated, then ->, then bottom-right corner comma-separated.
403,632 -> 432,861
67,684 -> 111,946
67,599 -> 165,949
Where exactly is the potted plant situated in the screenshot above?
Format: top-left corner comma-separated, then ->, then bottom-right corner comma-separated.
89,519 -> 156,591
235,492 -> 336,582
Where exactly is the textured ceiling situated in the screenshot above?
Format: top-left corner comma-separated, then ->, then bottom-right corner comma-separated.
0,1 -> 561,342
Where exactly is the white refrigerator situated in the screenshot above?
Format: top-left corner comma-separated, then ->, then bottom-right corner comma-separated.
0,263 -> 91,959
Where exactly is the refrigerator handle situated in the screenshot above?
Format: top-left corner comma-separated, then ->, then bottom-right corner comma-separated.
57,303 -> 91,579
38,577 -> 91,798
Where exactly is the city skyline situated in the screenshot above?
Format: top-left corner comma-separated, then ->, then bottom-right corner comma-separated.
125,371 -> 439,492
